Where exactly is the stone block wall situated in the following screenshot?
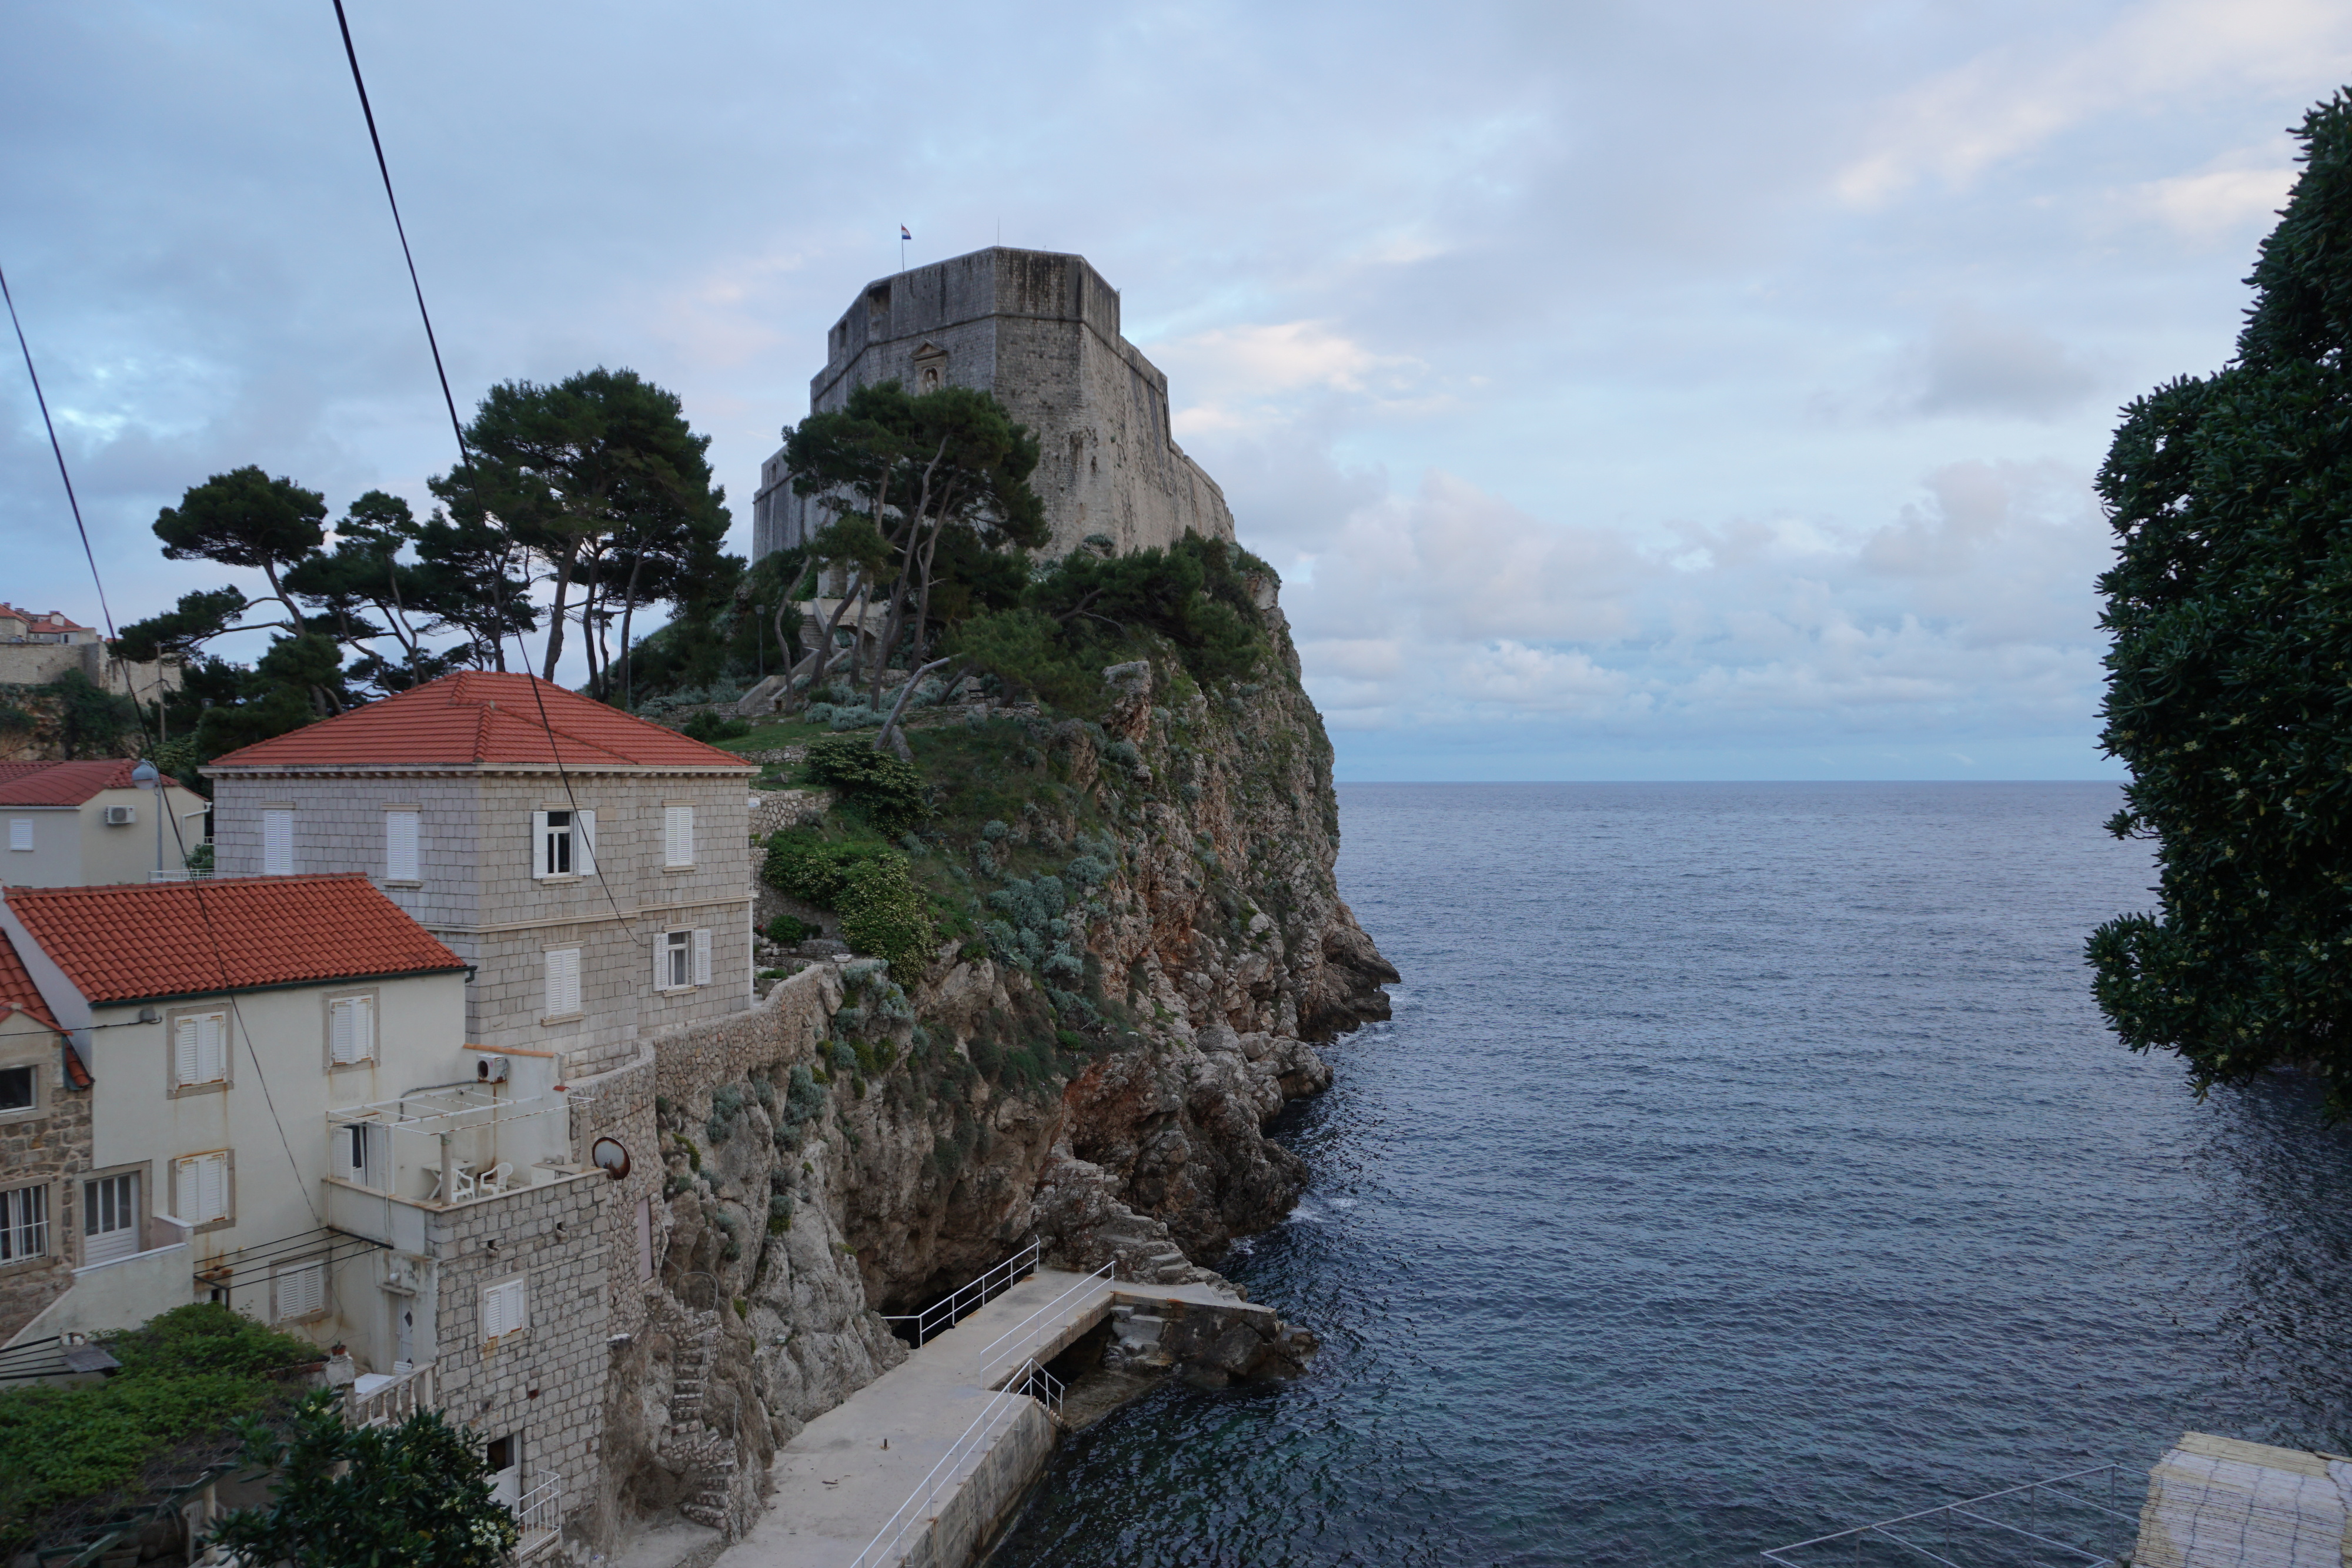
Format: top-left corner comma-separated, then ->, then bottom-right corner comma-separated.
0,1044 -> 90,1342
211,774 -> 484,927
425,1171 -> 609,1537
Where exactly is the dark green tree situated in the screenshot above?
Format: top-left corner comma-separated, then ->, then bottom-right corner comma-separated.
208,1389 -> 518,1568
2088,88 -> 2352,1116
781,381 -> 1046,708
432,367 -> 729,693
152,467 -> 328,628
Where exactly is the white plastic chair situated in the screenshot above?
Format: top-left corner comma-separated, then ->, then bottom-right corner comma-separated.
476,1162 -> 514,1196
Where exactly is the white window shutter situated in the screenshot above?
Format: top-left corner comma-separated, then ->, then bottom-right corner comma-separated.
330,1000 -> 353,1064
576,810 -> 596,876
179,1152 -> 227,1224
175,1017 -> 199,1085
386,811 -> 419,881
263,810 -> 293,876
200,1013 -> 225,1083
175,1155 -> 195,1219
666,806 -> 693,867
355,996 -> 373,1061
653,936 -> 667,992
201,1154 -> 226,1222
546,949 -> 580,1017
530,811 -> 550,879
278,1261 -> 325,1320
7,819 -> 29,851
692,928 -> 712,987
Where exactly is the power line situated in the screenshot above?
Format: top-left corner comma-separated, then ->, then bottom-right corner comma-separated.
323,4 -> 649,959
4,263 -> 321,1229
329,0 -> 470,462
2,265 -> 119,649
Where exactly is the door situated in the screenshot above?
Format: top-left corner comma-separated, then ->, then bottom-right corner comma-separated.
486,1434 -> 520,1510
83,1173 -> 139,1266
392,1296 -> 415,1375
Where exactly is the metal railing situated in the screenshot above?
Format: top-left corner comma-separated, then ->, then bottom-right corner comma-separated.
345,1363 -> 436,1427
1762,1464 -> 2136,1568
847,1360 -> 1058,1568
513,1470 -> 564,1546
975,1260 -> 1115,1377
881,1239 -> 1043,1347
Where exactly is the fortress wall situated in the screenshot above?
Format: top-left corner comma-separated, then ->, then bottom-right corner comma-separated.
755,248 -> 1232,564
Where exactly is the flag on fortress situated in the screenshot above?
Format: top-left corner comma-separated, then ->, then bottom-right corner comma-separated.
900,225 -> 911,240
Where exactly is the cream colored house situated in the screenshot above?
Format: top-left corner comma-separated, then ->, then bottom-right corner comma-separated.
0,760 -> 209,887
0,872 -> 607,1542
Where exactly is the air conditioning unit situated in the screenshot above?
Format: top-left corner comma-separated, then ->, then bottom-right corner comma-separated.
102,804 -> 135,826
475,1055 -> 509,1083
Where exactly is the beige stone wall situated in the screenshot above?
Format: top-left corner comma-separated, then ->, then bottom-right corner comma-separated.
423,1171 -> 610,1530
206,766 -> 757,1063
0,1012 -> 89,1342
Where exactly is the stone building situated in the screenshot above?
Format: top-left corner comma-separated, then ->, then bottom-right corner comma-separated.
0,925 -> 87,1342
0,760 -> 211,887
202,671 -> 760,1074
0,873 -> 612,1550
751,246 -> 1237,563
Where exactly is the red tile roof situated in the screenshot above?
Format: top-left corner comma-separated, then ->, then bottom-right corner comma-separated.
0,923 -> 63,1035
0,605 -> 93,633
0,760 -> 145,807
205,672 -> 755,773
5,874 -> 468,1004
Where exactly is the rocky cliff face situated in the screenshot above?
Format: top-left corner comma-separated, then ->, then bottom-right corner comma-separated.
597,585 -> 1394,1541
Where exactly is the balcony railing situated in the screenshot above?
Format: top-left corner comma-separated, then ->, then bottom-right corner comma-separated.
345,1363 -> 435,1427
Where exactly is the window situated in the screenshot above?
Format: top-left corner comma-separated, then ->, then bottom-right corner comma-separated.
329,995 -> 375,1066
0,1065 -> 33,1114
173,1011 -> 228,1090
656,929 -> 711,991
544,948 -> 582,1018
663,805 -> 694,867
263,809 -> 293,875
274,1259 -> 327,1321
0,1185 -> 48,1262
531,810 -> 594,879
386,810 -> 420,882
481,1274 -> 529,1342
83,1174 -> 139,1266
173,1151 -> 230,1226
7,819 -> 29,852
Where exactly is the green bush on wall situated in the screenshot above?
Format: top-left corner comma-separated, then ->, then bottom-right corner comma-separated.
762,830 -> 897,906
804,735 -> 928,834
836,854 -> 936,978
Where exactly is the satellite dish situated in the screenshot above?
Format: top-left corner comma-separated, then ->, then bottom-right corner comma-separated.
591,1138 -> 630,1180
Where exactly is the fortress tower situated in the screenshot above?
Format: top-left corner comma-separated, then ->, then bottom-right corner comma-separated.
750,247 -> 1235,561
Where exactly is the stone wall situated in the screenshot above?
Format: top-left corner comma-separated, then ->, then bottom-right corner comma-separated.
0,1035 -> 89,1343
206,768 -> 758,1065
751,247 -> 1237,562
422,1171 -> 609,1539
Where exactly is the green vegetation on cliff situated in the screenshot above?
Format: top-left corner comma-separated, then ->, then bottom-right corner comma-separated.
2089,89 -> 2352,1117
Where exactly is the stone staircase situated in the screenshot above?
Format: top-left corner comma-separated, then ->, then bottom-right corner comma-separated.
1095,1219 -> 1194,1285
659,1307 -> 739,1531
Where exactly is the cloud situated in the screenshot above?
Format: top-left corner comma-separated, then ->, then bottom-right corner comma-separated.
1836,0 -> 2352,204
1903,307 -> 2100,420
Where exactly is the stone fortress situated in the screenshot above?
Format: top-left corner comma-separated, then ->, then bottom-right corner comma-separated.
750,247 -> 1235,562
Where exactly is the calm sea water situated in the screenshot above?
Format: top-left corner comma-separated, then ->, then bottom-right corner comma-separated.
989,783 -> 2352,1568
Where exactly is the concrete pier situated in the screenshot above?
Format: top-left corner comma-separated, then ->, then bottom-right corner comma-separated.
714,1269 -> 1269,1568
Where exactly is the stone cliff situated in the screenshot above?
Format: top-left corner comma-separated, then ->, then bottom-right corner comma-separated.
586,581 -> 1395,1545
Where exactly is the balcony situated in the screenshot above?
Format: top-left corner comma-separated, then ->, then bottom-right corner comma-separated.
323,1084 -> 593,1249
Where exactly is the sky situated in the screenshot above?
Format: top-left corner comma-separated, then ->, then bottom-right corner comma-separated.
4,1 -> 2348,781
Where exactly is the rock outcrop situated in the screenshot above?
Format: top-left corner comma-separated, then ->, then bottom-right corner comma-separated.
590,580 -> 1392,1546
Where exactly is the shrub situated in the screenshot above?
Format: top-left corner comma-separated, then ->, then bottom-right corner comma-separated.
836,855 -> 937,977
761,830 -> 897,907
805,735 -> 927,834
764,914 -> 813,945
784,1062 -> 827,1125
706,1084 -> 747,1145
681,710 -> 752,743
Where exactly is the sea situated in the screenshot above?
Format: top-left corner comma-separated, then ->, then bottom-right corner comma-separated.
987,783 -> 2352,1567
